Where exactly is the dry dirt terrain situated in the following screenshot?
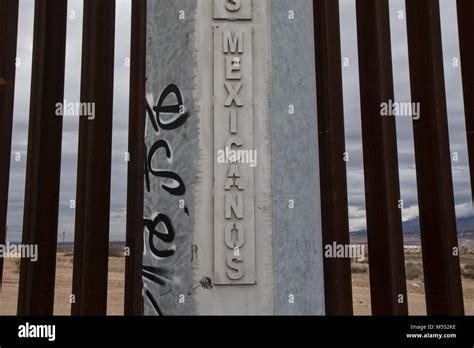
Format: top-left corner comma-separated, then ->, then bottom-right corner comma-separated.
1,248 -> 473,315
0,252 -> 125,315
352,249 -> 474,315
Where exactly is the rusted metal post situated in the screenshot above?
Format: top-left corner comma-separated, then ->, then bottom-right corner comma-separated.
72,0 -> 116,315
313,0 -> 353,315
355,0 -> 408,315
17,0 -> 68,315
406,0 -> 464,315
0,0 -> 19,288
457,0 -> 474,205
125,0 -> 146,316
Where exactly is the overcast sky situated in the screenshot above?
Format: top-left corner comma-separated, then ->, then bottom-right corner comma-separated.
5,0 -> 473,242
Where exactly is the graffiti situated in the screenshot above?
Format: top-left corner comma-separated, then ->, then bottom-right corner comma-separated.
143,84 -> 188,315
145,140 -> 186,196
145,289 -> 163,316
144,83 -> 188,195
142,265 -> 172,286
144,213 -> 176,258
144,84 -> 189,133
153,84 -> 189,130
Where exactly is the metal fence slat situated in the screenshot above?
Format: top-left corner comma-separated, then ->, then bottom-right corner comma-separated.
406,0 -> 464,315
355,0 -> 408,315
124,0 -> 146,316
71,0 -> 116,316
313,0 -> 353,316
17,0 -> 67,315
0,0 -> 19,289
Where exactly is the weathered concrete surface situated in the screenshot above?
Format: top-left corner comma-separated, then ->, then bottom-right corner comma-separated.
271,0 -> 325,315
193,0 -> 275,315
144,0 -> 198,315
144,0 -> 325,315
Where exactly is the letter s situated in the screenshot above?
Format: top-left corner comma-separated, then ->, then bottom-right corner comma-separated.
226,0 -> 241,12
147,139 -> 186,196
226,253 -> 243,280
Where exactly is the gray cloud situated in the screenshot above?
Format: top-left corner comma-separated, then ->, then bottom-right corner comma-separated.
340,0 -> 473,231
7,0 -> 132,242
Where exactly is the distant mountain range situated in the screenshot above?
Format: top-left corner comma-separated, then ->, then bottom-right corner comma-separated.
400,215 -> 474,234
351,214 -> 474,245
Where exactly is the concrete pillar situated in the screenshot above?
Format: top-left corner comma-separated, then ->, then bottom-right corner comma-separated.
143,0 -> 324,315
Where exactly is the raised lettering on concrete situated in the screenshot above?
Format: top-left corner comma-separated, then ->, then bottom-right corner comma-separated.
213,0 -> 252,20
213,2 -> 255,285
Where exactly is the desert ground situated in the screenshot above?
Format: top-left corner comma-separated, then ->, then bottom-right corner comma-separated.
1,245 -> 473,315
352,248 -> 474,315
0,245 -> 126,316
